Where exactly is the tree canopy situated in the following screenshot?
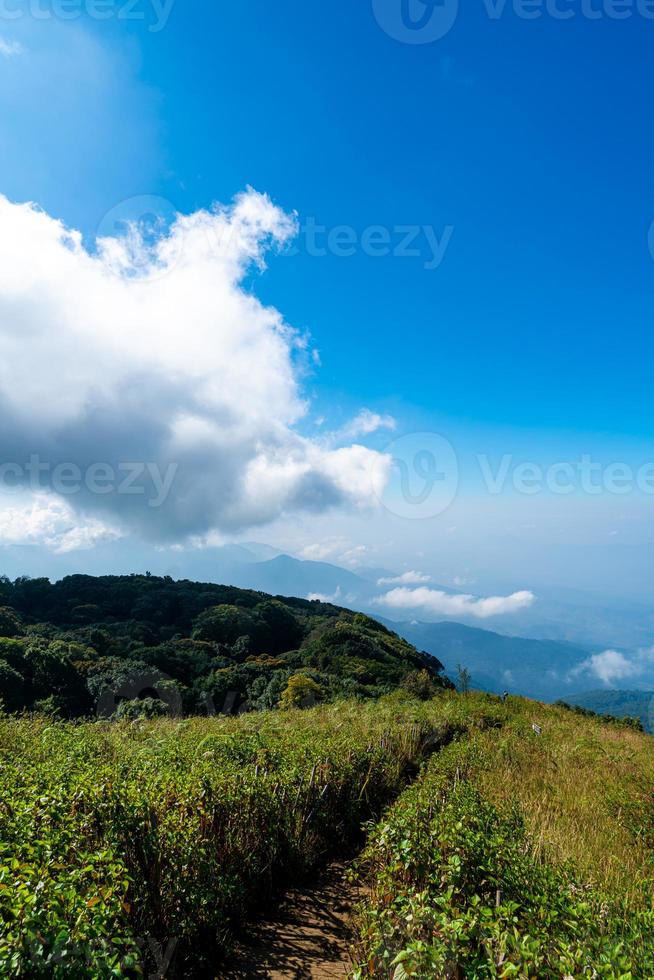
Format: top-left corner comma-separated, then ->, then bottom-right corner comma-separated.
0,574 -> 450,717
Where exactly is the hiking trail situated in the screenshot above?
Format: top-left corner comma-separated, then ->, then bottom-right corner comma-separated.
226,862 -> 364,979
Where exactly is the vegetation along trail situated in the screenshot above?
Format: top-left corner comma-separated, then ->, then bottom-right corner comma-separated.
225,698 -> 507,979
0,692 -> 489,977
349,697 -> 654,978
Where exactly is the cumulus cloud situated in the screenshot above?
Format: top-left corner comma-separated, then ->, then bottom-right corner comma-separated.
571,650 -> 638,687
0,190 -> 391,545
337,409 -> 397,441
0,494 -> 122,553
571,647 -> 654,687
377,570 -> 431,586
374,586 -> 535,620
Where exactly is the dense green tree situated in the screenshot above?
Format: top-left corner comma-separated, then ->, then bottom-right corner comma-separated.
0,659 -> 25,711
0,637 -> 25,670
254,600 -> 303,654
23,640 -> 91,716
0,574 -> 449,716
246,669 -> 293,711
114,697 -> 171,720
0,606 -> 22,637
401,668 -> 437,700
192,604 -> 269,651
279,673 -> 324,709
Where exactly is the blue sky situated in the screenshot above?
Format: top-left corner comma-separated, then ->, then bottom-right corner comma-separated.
0,1 -> 653,605
2,3 -> 653,433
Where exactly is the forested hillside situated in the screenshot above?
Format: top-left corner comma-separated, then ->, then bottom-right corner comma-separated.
566,689 -> 654,732
0,574 -> 449,717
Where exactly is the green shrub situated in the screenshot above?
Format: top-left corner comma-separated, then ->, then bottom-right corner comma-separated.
0,696 -> 462,976
278,672 -> 324,709
353,734 -> 654,978
114,697 -> 171,719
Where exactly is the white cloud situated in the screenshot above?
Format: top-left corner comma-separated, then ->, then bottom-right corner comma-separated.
377,570 -> 431,586
0,190 -> 391,542
306,586 -> 356,605
299,539 -> 348,562
337,409 -> 397,441
571,649 -> 639,687
374,586 -> 535,620
0,38 -> 23,58
298,538 -> 371,568
0,494 -> 122,553
339,544 -> 370,567
571,647 -> 654,687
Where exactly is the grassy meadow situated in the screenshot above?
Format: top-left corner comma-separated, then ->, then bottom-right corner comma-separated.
352,697 -> 654,978
1,692 -> 653,977
0,693 -> 500,977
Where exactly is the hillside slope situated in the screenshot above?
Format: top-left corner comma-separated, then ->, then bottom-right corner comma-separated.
2,693 -> 652,977
0,573 -> 449,716
353,694 -> 654,977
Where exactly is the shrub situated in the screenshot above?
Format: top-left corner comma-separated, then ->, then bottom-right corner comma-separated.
279,673 -> 324,709
0,697 -> 460,975
114,696 -> 171,719
401,668 -> 436,700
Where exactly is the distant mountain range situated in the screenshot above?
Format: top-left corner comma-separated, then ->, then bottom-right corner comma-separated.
384,619 -> 594,702
2,538 -> 654,702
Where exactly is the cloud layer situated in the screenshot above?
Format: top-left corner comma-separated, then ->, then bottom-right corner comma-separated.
0,493 -> 122,553
377,570 -> 431,586
571,647 -> 654,687
374,586 -> 535,619
0,190 -> 390,545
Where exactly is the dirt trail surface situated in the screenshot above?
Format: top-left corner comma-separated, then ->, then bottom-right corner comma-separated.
224,863 -> 364,979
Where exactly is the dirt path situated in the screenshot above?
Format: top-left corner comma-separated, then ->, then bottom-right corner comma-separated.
224,863 -> 364,979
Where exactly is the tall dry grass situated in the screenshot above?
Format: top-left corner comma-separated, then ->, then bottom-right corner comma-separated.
462,698 -> 654,907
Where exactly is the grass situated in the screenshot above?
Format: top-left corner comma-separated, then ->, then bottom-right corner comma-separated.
468,697 -> 654,902
352,695 -> 654,978
0,692 -> 505,977
4,691 -> 652,977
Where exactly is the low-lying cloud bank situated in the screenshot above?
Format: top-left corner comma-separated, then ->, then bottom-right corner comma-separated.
571,647 -> 654,687
306,586 -> 356,606
377,571 -> 431,586
374,586 -> 535,619
0,189 -> 390,546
